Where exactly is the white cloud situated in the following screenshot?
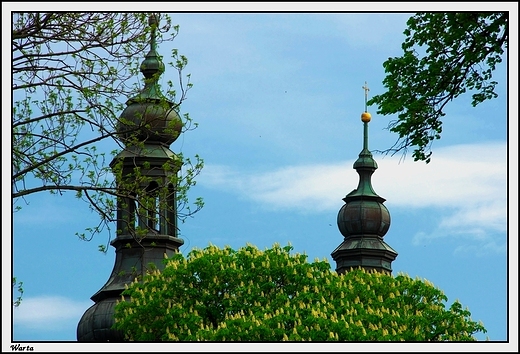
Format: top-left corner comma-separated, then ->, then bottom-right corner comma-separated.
199,141 -> 508,251
438,200 -> 507,233
200,162 -> 352,212
13,296 -> 92,331
201,142 -> 506,209
374,143 -> 507,208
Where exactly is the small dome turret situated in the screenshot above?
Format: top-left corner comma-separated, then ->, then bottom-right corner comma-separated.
331,82 -> 397,274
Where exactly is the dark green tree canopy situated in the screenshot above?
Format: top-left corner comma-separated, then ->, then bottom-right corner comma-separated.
114,243 -> 486,341
368,12 -> 507,163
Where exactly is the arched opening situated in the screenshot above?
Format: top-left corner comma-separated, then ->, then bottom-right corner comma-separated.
165,183 -> 177,237
142,180 -> 160,232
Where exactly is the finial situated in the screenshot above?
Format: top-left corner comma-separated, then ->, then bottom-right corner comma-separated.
128,12 -> 166,103
148,13 -> 158,52
139,13 -> 164,81
362,81 -> 370,109
361,81 -> 371,123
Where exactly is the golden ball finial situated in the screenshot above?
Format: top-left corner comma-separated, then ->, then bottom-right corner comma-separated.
361,112 -> 371,123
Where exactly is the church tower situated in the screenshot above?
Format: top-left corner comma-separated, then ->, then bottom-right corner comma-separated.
77,14 -> 184,341
331,83 -> 398,274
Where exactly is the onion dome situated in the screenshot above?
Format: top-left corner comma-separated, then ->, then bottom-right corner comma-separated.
117,15 -> 182,146
332,82 -> 397,274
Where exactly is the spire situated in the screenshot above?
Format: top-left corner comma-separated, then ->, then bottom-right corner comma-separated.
348,82 -> 382,201
361,81 -> 371,150
131,13 -> 167,103
331,82 -> 397,275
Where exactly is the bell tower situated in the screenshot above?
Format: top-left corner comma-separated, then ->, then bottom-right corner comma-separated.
77,14 -> 184,341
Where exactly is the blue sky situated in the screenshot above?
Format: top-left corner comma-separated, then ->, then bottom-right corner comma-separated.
6,3 -> 518,352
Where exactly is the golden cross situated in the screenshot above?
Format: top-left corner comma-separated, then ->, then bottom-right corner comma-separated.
362,81 -> 370,111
